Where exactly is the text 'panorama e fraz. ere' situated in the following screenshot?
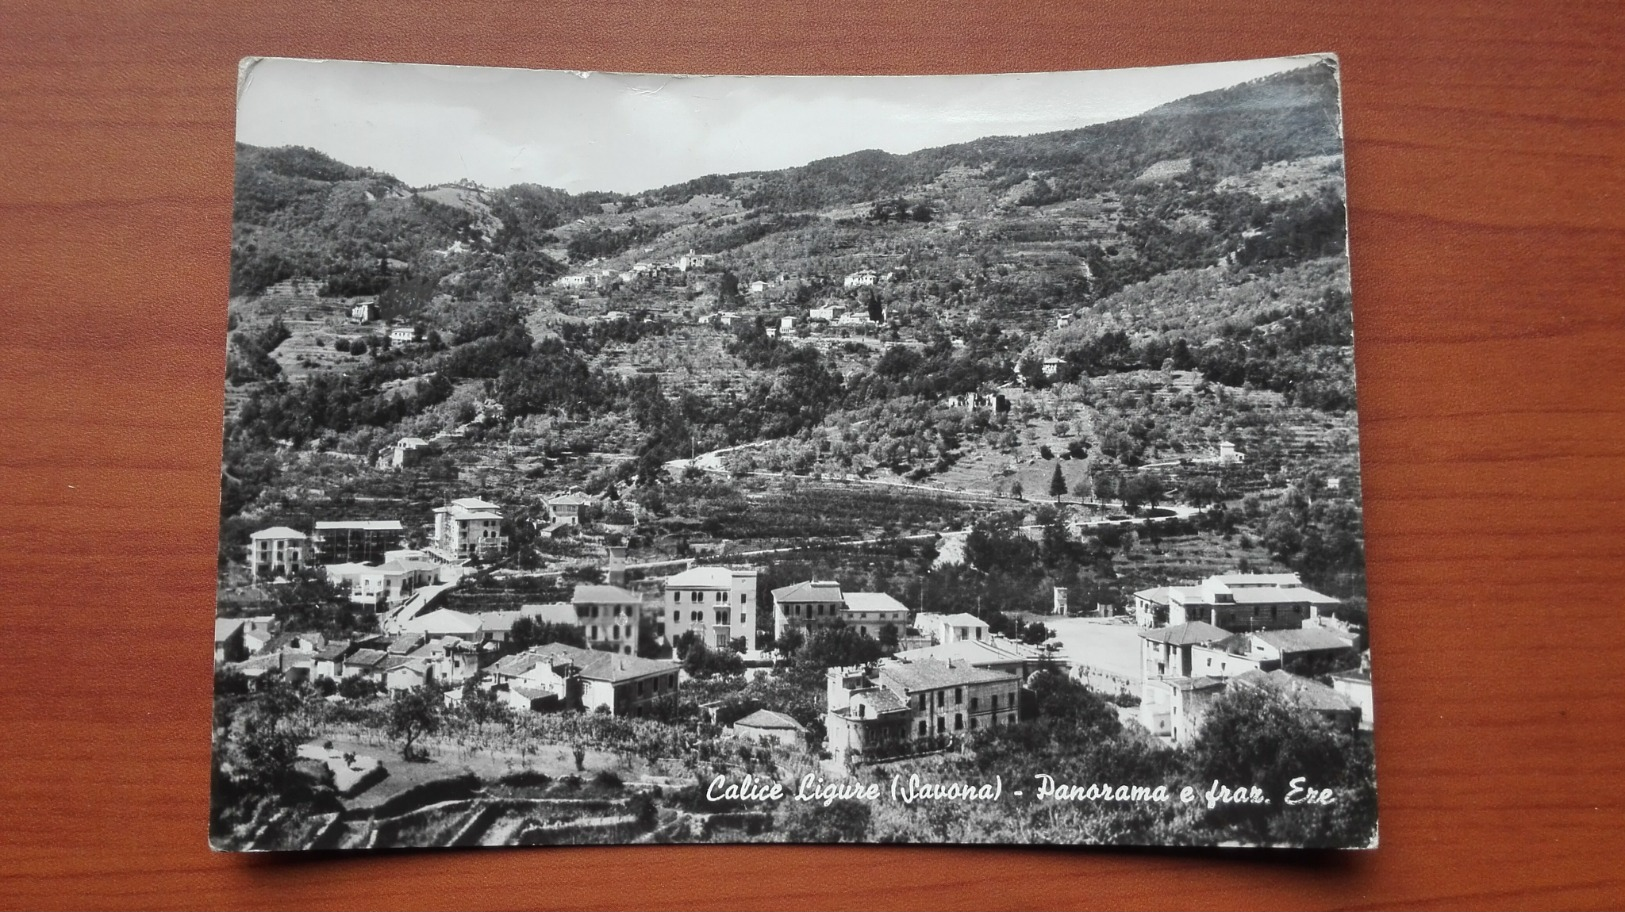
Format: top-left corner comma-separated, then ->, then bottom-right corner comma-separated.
707,773 -> 1341,808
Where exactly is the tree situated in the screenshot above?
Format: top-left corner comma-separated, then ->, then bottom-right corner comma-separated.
509,617 -> 587,651
1049,463 -> 1067,498
1120,472 -> 1166,512
1010,480 -> 1024,500
877,623 -> 900,651
387,685 -> 444,761
1188,684 -> 1376,847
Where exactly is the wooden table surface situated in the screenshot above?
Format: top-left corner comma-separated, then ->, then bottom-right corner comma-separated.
3,1 -> 1623,908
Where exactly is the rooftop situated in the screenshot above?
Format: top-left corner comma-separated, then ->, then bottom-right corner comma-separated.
400,608 -> 483,636
214,618 -> 245,642
250,526 -> 307,540
1232,669 -> 1356,713
842,592 -> 911,615
1249,627 -> 1356,653
572,584 -> 641,605
733,709 -> 805,731
1225,585 -> 1340,606
314,519 -> 404,532
771,580 -> 843,603
522,643 -> 679,683
894,638 -> 1027,669
877,656 -> 1017,693
666,566 -> 735,589
1140,621 -> 1230,646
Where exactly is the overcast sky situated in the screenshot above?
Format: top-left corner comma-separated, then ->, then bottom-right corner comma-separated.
236,55 -> 1326,194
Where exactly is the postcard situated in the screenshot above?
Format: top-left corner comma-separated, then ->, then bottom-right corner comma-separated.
213,53 -> 1375,850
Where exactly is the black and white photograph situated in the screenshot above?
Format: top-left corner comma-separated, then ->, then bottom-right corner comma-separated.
211,53 -> 1376,851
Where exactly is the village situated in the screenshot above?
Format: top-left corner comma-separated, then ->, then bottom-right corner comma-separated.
214,475 -> 1372,848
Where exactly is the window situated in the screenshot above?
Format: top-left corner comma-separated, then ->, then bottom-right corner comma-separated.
991,694 -> 999,710
936,718 -> 945,734
672,593 -> 680,604
955,714 -> 964,730
691,611 -> 701,622
955,687 -> 963,704
857,704 -> 866,718
739,613 -> 747,625
969,718 -> 977,730
740,593 -> 747,604
918,721 -> 926,736
970,697 -> 979,711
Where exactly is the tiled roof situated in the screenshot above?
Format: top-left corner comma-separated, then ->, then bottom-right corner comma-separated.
895,639 -> 1025,668
1250,627 -> 1355,654
666,566 -> 734,589
572,584 -> 641,604
313,640 -> 352,661
1231,669 -> 1356,713
856,688 -> 911,714
771,580 -> 843,603
314,520 -> 403,531
1133,586 -> 1172,605
934,611 -> 988,627
877,657 -> 1016,693
345,648 -> 388,668
1139,621 -> 1230,646
733,709 -> 805,731
843,592 -> 911,615
214,618 -> 245,642
250,526 -> 307,540
401,608 -> 483,636
1228,586 -> 1340,605
510,643 -> 679,684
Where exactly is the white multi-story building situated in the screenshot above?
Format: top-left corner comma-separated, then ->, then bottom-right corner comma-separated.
661,566 -> 760,652
432,497 -> 506,560
248,526 -> 306,581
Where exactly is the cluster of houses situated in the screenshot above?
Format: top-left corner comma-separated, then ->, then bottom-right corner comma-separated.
823,611 -> 1048,766
1131,571 -> 1372,744
555,250 -> 716,292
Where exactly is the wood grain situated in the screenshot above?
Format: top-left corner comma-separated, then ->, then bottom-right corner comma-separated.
2,1 -> 1623,908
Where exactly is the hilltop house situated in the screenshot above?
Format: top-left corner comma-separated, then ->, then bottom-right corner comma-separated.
387,437 -> 433,470
914,611 -> 990,645
489,643 -> 680,717
893,637 -> 1030,678
432,497 -> 506,560
826,657 -> 1022,767
731,709 -> 806,748
1231,669 -> 1362,732
771,580 -> 845,642
843,269 -> 879,289
248,526 -> 306,581
1133,572 -> 1339,631
215,618 -> 247,664
388,325 -> 421,345
770,581 -> 910,643
1139,675 -> 1227,745
840,593 -> 910,639
1190,627 -> 1357,679
661,566 -> 760,652
1140,621 -> 1230,679
324,549 -> 440,607
571,584 -> 642,656
310,520 -> 403,564
1330,668 -> 1375,730
349,301 -> 378,323
545,492 -> 592,528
